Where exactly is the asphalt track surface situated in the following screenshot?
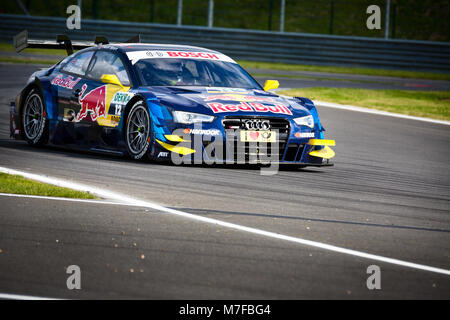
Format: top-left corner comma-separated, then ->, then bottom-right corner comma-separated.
0,63 -> 449,299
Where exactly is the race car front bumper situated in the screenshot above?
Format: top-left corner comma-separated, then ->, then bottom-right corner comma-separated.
152,130 -> 335,166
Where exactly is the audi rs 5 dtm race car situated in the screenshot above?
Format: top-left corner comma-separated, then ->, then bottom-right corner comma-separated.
10,31 -> 335,167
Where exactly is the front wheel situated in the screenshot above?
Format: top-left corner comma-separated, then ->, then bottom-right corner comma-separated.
125,100 -> 151,160
22,88 -> 48,145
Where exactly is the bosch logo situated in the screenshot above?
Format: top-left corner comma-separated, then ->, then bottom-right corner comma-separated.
243,119 -> 271,131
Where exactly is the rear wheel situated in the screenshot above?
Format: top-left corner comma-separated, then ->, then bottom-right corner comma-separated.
125,100 -> 151,160
22,88 -> 48,145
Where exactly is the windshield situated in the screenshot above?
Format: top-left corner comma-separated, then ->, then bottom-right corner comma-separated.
134,58 -> 261,89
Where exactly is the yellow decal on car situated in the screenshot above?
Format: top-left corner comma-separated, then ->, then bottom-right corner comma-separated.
156,139 -> 196,155
309,146 -> 335,159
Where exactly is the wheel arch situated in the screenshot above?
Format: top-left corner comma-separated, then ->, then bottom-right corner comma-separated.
19,78 -> 50,145
19,79 -> 45,117
121,94 -> 149,140
122,95 -> 153,160
18,79 -> 46,136
122,94 -> 146,121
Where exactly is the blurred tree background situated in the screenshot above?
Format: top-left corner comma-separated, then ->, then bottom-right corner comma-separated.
1,0 -> 448,42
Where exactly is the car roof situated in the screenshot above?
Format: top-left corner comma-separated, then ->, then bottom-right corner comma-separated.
105,43 -> 221,54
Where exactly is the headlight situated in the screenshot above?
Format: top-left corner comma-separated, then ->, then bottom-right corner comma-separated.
293,115 -> 314,129
172,111 -> 215,124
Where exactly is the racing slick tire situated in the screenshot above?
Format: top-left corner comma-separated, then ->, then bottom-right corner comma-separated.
125,100 -> 152,160
22,87 -> 49,146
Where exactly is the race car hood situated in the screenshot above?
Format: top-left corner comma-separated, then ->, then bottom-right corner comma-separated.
144,86 -> 311,118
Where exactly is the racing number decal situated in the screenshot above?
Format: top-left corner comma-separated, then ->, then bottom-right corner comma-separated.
114,105 -> 122,116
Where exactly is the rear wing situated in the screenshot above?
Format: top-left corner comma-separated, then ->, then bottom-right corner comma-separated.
13,30 -> 141,55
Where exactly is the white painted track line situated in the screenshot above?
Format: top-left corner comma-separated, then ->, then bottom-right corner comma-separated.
1,166 -> 449,276
0,293 -> 60,300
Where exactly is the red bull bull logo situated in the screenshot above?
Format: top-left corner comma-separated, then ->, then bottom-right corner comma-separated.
76,84 -> 107,122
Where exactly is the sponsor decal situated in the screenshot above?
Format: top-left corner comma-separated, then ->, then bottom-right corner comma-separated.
167,51 -> 220,59
158,152 -> 169,158
126,51 -> 236,64
51,74 -> 80,89
112,92 -> 134,105
110,115 -> 121,122
295,132 -> 315,138
183,128 -> 221,136
206,88 -> 248,94
76,84 -> 107,122
205,94 -> 275,103
240,130 -> 276,143
207,102 -> 292,116
63,108 -> 76,122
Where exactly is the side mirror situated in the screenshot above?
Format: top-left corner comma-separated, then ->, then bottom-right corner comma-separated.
101,74 -> 123,87
263,80 -> 279,91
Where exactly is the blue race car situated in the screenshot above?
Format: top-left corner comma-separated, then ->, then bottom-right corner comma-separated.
10,31 -> 335,167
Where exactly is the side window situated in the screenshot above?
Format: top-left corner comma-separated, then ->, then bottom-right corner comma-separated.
185,61 -> 199,77
86,51 -> 130,86
61,51 -> 94,76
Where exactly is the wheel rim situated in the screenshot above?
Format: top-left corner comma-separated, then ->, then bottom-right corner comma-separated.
127,105 -> 150,154
24,93 -> 43,140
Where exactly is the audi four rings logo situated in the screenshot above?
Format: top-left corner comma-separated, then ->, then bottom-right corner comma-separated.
244,119 -> 271,130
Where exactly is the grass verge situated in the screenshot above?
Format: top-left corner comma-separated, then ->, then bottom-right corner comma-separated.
0,43 -> 67,56
0,57 -> 59,65
0,172 -> 96,199
278,87 -> 450,121
251,72 -> 381,84
239,60 -> 450,82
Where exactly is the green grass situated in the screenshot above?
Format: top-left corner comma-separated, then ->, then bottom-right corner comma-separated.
0,57 -> 59,65
278,87 -> 450,121
0,43 -> 67,56
0,43 -> 65,65
0,172 -> 96,199
250,72 -> 384,85
239,60 -> 450,81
